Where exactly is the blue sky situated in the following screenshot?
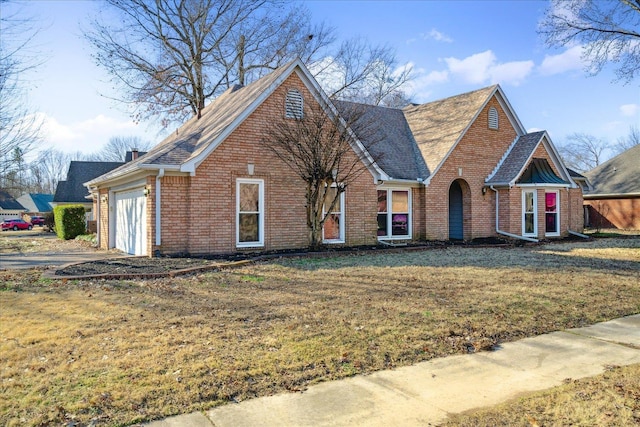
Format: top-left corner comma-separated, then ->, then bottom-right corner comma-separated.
5,0 -> 639,161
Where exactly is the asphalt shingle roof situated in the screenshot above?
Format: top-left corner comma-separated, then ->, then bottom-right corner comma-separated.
0,190 -> 25,210
55,161 -> 124,203
88,63 -> 295,185
583,144 -> 640,195
334,101 -> 429,181
486,131 -> 546,185
16,193 -> 53,212
402,85 -> 497,174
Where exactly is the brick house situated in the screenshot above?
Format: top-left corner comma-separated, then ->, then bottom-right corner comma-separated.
85,59 -> 583,256
583,144 -> 640,230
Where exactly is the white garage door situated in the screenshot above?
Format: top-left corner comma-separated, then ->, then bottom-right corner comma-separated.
115,188 -> 147,256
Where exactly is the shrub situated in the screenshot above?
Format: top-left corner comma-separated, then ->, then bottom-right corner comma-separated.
54,205 -> 86,240
44,212 -> 55,232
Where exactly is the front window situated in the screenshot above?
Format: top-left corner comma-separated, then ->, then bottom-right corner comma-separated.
545,191 -> 559,235
523,190 -> 537,236
377,189 -> 410,239
237,179 -> 264,247
323,186 -> 344,243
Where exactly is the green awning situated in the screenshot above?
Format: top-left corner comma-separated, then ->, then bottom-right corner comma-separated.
518,158 -> 568,185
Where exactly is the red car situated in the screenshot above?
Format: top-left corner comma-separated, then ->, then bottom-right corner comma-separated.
30,216 -> 45,226
1,218 -> 33,231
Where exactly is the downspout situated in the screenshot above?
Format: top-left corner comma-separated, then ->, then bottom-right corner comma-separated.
155,168 -> 165,248
489,185 -> 539,243
568,229 -> 590,239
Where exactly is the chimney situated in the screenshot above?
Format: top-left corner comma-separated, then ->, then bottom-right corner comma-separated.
131,148 -> 139,160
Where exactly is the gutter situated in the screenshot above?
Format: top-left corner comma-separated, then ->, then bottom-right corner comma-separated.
155,168 -> 165,247
489,185 -> 539,243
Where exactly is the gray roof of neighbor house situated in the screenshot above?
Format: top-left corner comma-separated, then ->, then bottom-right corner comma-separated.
334,101 -> 430,181
87,62 -> 296,185
16,193 -> 54,212
55,161 -> 124,203
583,144 -> 640,196
402,85 -> 498,174
0,190 -> 26,211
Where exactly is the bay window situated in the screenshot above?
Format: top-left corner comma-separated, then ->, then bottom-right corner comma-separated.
545,191 -> 559,236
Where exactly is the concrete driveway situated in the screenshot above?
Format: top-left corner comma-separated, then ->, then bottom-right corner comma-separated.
0,230 -> 124,270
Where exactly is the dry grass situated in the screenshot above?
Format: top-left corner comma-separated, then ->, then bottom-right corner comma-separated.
0,232 -> 90,254
444,363 -> 640,426
1,238 -> 639,426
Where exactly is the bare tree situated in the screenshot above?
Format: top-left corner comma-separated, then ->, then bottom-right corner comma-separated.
312,38 -> 413,106
28,149 -> 72,194
89,136 -> 153,162
86,1 -> 412,128
558,132 -> 609,172
0,0 -> 43,192
263,97 -> 378,250
85,0 -> 336,128
615,125 -> 640,154
539,0 -> 640,83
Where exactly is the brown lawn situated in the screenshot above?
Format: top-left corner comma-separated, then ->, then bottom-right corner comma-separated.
1,237 -> 639,426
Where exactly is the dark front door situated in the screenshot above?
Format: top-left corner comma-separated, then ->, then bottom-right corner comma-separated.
449,181 -> 463,240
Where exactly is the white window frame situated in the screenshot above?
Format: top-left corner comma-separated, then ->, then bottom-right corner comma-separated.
236,178 -> 264,248
285,89 -> 304,119
377,188 -> 412,240
544,190 -> 560,237
322,186 -> 345,244
522,190 -> 537,237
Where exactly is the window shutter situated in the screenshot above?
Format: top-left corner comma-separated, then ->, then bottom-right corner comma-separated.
285,89 -> 303,119
488,107 -> 498,129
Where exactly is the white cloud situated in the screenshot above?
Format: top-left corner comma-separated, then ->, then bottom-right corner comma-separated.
407,68 -> 449,102
444,50 -> 533,86
423,28 -> 453,43
37,112 -> 149,155
538,45 -> 583,76
620,104 -> 639,117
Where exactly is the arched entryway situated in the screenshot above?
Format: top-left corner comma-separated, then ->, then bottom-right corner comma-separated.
449,179 -> 471,240
449,181 -> 463,240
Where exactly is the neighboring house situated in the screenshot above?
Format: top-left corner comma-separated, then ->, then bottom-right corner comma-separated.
583,145 -> 640,230
86,59 -> 583,256
17,193 -> 54,214
53,151 -> 146,223
0,190 -> 26,222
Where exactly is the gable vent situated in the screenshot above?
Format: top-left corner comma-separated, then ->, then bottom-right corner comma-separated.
285,89 -> 304,119
488,107 -> 499,129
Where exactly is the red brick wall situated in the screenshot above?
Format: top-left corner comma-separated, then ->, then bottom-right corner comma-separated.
584,198 -> 639,230
153,73 -> 378,255
423,96 -> 517,240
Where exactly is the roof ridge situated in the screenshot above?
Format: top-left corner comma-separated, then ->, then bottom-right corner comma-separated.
406,84 -> 498,110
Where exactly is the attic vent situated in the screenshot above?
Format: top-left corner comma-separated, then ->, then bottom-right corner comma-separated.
488,107 -> 498,129
285,89 -> 303,119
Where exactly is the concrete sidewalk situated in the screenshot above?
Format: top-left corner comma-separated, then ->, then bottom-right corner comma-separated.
145,315 -> 640,427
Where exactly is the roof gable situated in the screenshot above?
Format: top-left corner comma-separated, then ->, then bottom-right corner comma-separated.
402,85 -> 525,181
88,58 -> 384,186
584,144 -> 640,195
17,193 -> 53,212
486,131 -> 575,187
